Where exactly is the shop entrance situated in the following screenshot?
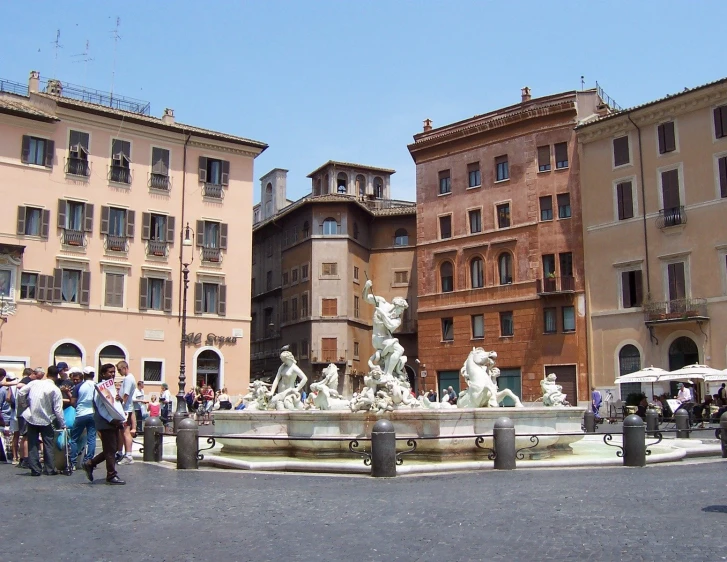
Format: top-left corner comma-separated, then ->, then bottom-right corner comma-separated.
196,349 -> 221,390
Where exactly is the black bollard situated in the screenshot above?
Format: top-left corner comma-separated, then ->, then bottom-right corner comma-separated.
493,417 -> 516,470
645,409 -> 659,437
623,414 -> 646,467
721,412 -> 727,459
371,419 -> 396,477
675,409 -> 690,439
143,416 -> 164,462
176,417 -> 199,469
583,411 -> 596,433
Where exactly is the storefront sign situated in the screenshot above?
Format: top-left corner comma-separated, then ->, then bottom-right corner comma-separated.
184,332 -> 238,347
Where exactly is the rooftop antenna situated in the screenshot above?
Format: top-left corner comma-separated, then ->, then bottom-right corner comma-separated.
51,29 -> 63,79
71,40 -> 94,88
110,16 -> 121,104
580,75 -> 585,91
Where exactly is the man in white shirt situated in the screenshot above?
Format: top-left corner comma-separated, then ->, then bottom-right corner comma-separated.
16,368 -> 66,476
116,361 -> 137,465
677,383 -> 693,403
133,381 -> 146,434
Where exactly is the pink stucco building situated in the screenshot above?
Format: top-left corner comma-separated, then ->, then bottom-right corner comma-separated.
0,71 -> 266,397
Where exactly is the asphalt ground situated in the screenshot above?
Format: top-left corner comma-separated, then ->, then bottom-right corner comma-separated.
2,457 -> 727,562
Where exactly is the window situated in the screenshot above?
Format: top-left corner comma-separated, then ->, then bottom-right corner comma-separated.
322,262 -> 338,276
356,174 -> 366,198
495,155 -> 509,181
613,136 -> 630,167
560,252 -> 573,279
619,345 -> 641,377
439,215 -> 452,239
322,298 -> 337,317
101,206 -> 134,251
321,337 -> 337,362
539,196 -> 553,221
21,135 -> 53,167
469,209 -> 482,234
198,156 -> 230,186
353,266 -> 359,281
322,218 -> 339,235
471,314 -> 484,339
57,199 -> 92,243
500,312 -> 514,337
616,181 -> 634,220
139,277 -> 171,312
470,257 -> 484,288
291,268 -> 298,284
353,341 -> 359,358
718,156 -> 727,198
658,122 -> 676,154
374,177 -> 384,199
714,105 -> 727,139
150,147 -> 170,189
544,308 -> 556,334
104,272 -> 124,308
562,306 -> 575,332
537,146 -> 551,172
394,228 -> 409,246
110,139 -> 131,183
301,340 -> 309,358
621,270 -> 643,308
67,130 -> 89,176
282,271 -> 289,286
440,262 -> 454,293
337,172 -> 347,194
194,282 -> 227,316
143,360 -> 163,383
498,253 -> 513,285
394,271 -> 409,284
554,142 -> 568,169
667,262 -> 686,302
20,272 -> 38,299
542,254 -> 556,278
291,297 -> 298,320
282,300 -> 289,322
302,221 -> 310,238
301,293 -> 308,317
354,296 -> 360,318
660,168 -> 682,222
195,220 -> 228,260
61,269 -> 82,303
301,264 -> 309,280
267,270 -> 274,290
438,170 -> 451,195
557,194 -> 571,219
468,163 -> 481,187
16,206 -> 49,238
441,318 -> 454,341
496,203 -> 510,228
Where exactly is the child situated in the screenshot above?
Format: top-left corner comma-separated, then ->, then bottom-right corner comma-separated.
148,394 -> 161,418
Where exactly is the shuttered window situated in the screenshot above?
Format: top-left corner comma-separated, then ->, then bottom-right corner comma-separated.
151,147 -> 170,176
354,296 -> 360,318
554,142 -> 568,169
613,136 -> 630,167
661,169 -> 681,210
104,273 -> 124,308
621,270 -> 643,308
657,122 -> 676,154
718,156 -> 727,198
616,181 -> 634,220
714,105 -> 727,139
198,157 -> 230,185
321,338 -> 337,362
111,139 -> 131,167
301,293 -> 308,317
321,298 -> 337,317
394,271 -> 409,284
21,135 -> 54,167
291,297 -> 298,320
538,146 -> 551,172
16,206 -> 50,238
194,282 -> 226,315
667,262 -> 686,302
139,277 -> 171,312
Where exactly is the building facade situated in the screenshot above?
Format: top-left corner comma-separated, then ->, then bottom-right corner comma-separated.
577,77 -> 727,400
251,162 -> 417,394
0,71 -> 266,396
408,88 -> 609,405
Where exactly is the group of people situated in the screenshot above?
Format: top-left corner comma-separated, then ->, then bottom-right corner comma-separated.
183,385 -> 232,424
417,387 -> 457,405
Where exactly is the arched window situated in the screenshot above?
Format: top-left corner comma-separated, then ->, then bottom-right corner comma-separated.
336,172 -> 348,194
322,217 -> 338,236
356,174 -> 366,198
265,182 -> 272,196
440,261 -> 454,293
374,177 -> 384,199
98,344 -> 126,372
265,183 -> 273,217
324,173 -> 330,194
394,228 -> 408,246
302,221 -> 310,238
314,179 -> 322,196
53,342 -> 83,369
470,257 -> 484,288
618,344 -> 641,377
498,252 -> 513,285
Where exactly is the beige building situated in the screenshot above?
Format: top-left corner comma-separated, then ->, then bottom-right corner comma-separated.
0,71 -> 266,396
577,77 -> 727,400
251,162 -> 417,394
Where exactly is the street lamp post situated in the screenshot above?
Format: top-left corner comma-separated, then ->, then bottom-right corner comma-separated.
173,223 -> 194,431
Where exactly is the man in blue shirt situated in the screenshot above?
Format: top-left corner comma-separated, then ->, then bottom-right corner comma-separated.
70,367 -> 96,468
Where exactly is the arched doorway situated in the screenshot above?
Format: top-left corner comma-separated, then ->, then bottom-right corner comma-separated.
53,342 -> 83,369
98,344 -> 127,372
196,349 -> 221,390
668,336 -> 700,399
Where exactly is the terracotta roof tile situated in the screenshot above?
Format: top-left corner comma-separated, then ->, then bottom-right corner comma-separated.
0,96 -> 58,121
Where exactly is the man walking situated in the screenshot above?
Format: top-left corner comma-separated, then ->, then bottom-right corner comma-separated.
116,361 -> 137,465
16,368 -> 66,476
70,367 -> 96,468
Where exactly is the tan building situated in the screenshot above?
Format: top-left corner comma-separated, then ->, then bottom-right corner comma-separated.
0,71 -> 266,396
577,77 -> 727,400
251,162 -> 417,394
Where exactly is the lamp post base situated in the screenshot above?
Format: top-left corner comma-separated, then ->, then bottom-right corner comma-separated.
173,410 -> 189,433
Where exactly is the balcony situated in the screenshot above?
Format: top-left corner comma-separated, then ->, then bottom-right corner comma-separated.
201,247 -> 222,263
148,173 -> 170,191
62,229 -> 85,246
536,276 -> 575,295
310,348 -> 348,364
105,235 -> 128,252
202,183 -> 224,199
65,157 -> 90,177
656,206 -> 686,229
418,281 -> 537,313
146,240 -> 168,257
108,165 -> 131,185
644,298 -> 708,324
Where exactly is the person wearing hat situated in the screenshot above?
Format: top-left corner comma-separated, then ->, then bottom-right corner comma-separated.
70,367 -> 97,468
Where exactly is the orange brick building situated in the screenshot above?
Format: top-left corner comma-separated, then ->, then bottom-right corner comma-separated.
408,88 -> 611,405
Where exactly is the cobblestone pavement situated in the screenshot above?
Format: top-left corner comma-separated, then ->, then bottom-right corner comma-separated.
2,459 -> 726,562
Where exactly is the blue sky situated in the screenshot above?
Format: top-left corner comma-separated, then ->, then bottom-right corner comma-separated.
1,1 -> 725,202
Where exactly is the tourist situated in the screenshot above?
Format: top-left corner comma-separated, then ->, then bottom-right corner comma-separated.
70,367 -> 96,468
591,388 -> 602,420
133,381 -> 147,434
159,383 -> 173,427
693,395 -> 713,428
676,383 -> 692,404
202,384 -> 214,425
184,387 -> 196,411
116,361 -> 137,465
83,363 -> 125,485
719,383 -> 726,403
16,367 -> 66,476
636,397 -> 648,420
14,367 -> 36,468
447,386 -> 457,405
427,389 -> 437,402
218,388 -> 232,410
147,395 -> 161,418
0,372 -> 18,461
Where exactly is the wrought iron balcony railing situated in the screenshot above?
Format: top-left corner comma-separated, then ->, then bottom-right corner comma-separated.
644,297 -> 708,322
203,183 -> 224,199
148,173 -> 170,191
201,247 -> 222,262
65,157 -> 90,177
310,348 -> 349,363
656,206 -> 686,229
108,165 -> 132,184
146,240 -> 168,257
106,235 -> 128,252
62,229 -> 85,246
536,275 -> 575,294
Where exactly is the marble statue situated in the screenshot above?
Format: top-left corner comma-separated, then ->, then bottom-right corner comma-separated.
457,347 -> 523,408
311,364 -> 350,410
540,373 -> 569,407
267,350 -> 308,410
349,366 -> 420,414
242,380 -> 271,411
362,279 -> 409,382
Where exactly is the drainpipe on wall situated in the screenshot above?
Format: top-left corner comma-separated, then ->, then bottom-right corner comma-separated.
627,114 -> 651,300
178,131 -> 193,322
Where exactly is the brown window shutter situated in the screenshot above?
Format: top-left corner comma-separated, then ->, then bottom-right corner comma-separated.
616,183 -> 625,220
44,140 -> 55,167
221,160 -> 230,186
613,136 -> 629,166
194,282 -> 203,314
57,199 -> 66,229
104,273 -> 114,307
633,270 -> 643,306
100,206 -> 110,234
196,220 -> 205,247
37,274 -> 47,302
52,268 -> 63,303
219,223 -> 228,250
80,271 -> 91,305
41,209 -> 50,239
166,216 -> 175,245
141,212 -> 151,240
217,284 -> 227,316
198,157 -> 207,183
126,210 -> 135,239
719,156 -> 727,198
83,203 -> 94,233
138,277 -> 149,310
658,123 -> 666,154
661,170 -> 680,208
715,107 -> 726,139
621,271 -> 632,307
674,262 -> 685,300
163,279 -> 173,312
21,135 -> 31,163
537,146 -> 550,169
617,182 -> 633,220
16,206 -> 26,235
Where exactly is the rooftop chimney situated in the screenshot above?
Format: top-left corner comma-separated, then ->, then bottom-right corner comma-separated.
521,87 -> 531,103
162,108 -> 175,125
28,71 -> 40,94
423,118 -> 433,132
46,78 -> 63,96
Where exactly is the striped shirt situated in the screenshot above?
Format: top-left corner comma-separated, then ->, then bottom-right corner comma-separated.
17,379 -> 65,427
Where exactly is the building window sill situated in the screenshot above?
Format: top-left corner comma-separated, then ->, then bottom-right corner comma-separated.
466,184 -> 482,190
438,191 -> 452,197
108,180 -> 131,189
494,178 -> 510,185
22,163 -> 53,172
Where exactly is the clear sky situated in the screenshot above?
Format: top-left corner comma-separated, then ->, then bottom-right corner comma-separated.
1,1 -> 725,203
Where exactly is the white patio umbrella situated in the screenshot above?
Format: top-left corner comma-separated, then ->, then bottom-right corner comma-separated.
704,369 -> 727,384
613,366 -> 667,385
658,364 -> 721,382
